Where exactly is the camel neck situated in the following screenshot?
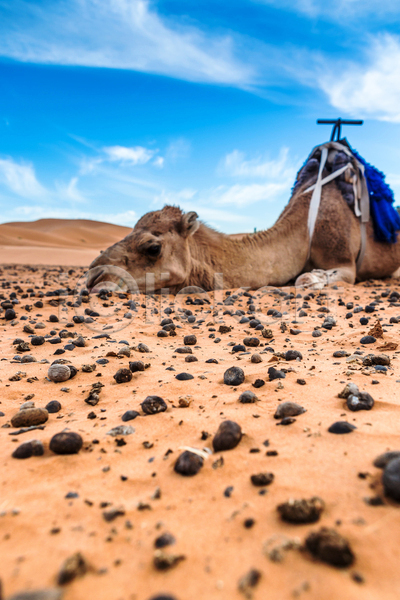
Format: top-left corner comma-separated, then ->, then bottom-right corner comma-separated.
188,192 -> 310,289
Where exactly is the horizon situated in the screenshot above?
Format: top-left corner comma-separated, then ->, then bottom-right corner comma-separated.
1,1 -> 400,233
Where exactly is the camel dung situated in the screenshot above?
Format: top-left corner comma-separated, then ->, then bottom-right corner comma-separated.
304,527 -> 355,567
250,472 -> 274,487
277,497 -> 324,523
113,368 -> 132,384
174,450 -> 204,476
141,396 -> 167,415
12,440 -> 45,459
50,432 -> 83,455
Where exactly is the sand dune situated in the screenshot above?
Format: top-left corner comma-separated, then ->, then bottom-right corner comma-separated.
0,218 -> 132,266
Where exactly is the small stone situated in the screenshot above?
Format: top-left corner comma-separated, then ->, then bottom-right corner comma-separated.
304,527 -> 355,567
277,497 -> 324,523
137,343 -> 150,353
223,367 -> 245,386
285,350 -> 302,361
7,590 -> 63,600
113,368 -> 132,384
382,457 -> 400,501
5,308 -> 16,320
46,401 -> 62,413
153,550 -> 185,571
238,568 -> 262,598
82,364 -> 96,373
50,432 -> 83,455
57,552 -> 89,585
11,408 -> 48,428
141,396 -> 167,415
347,392 -> 374,411
31,336 -> 45,346
338,383 -> 360,399
103,506 -> 125,522
328,421 -> 357,434
373,451 -> 400,469
274,402 -> 306,419
296,378 -> 306,385
333,350 -> 350,358
250,472 -> 274,487
312,330 -> 322,338
360,336 -> 376,345
175,346 -> 192,354
154,532 -> 176,548
239,390 -> 258,404
243,337 -> 260,347
121,410 -> 140,422
174,451 -> 204,476
175,373 -> 194,381
106,425 -> 135,437
48,364 -> 71,382
183,334 -> 197,345
213,420 -> 242,452
268,367 -> 285,381
12,440 -> 44,459
129,361 -> 145,372
251,353 -> 262,364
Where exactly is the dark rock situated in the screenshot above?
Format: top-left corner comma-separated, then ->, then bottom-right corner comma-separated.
7,590 -> 63,600
213,420 -> 242,452
12,440 -> 44,459
239,390 -> 258,404
113,368 -> 132,384
250,472 -> 274,487
122,410 -> 140,422
382,457 -> 400,501
362,354 -> 390,366
252,379 -> 265,388
232,344 -> 246,353
285,350 -> 302,361
185,355 -> 198,363
11,408 -> 48,428
174,450 -> 204,476
103,506 -> 126,522
50,432 -> 83,455
360,336 -> 376,344
57,552 -> 89,585
277,416 -> 296,425
31,336 -> 45,346
45,400 -> 62,413
278,497 -> 324,523
183,334 -> 197,345
333,350 -> 350,358
223,367 -> 245,386
48,364 -> 70,382
141,396 -> 167,415
154,532 -> 176,548
373,451 -> 400,469
268,367 -> 285,381
175,373 -> 194,381
274,402 -> 306,419
129,361 -> 145,372
243,337 -> 260,347
5,308 -> 16,320
305,527 -> 355,567
328,421 -> 356,434
346,392 -> 374,412
338,382 -> 359,399
175,346 -> 192,354
153,550 -> 185,571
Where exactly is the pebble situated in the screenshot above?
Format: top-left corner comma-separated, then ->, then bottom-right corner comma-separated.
48,364 -> 71,382
232,344 -> 246,353
382,457 -> 400,501
333,350 -> 350,358
106,425 -> 135,436
328,421 -> 357,434
223,367 -> 245,386
31,336 -> 45,346
373,450 -> 400,469
174,450 -> 204,476
129,360 -> 145,372
154,532 -> 176,548
5,308 -> 16,320
183,334 -> 197,345
213,420 -> 242,452
360,336 -> 376,344
11,408 -> 49,428
285,350 -> 302,361
243,337 -> 260,347
347,392 -> 374,412
239,390 -> 258,404
277,497 -> 324,523
141,396 -> 167,414
251,353 -> 262,363
153,549 -> 185,571
338,383 -> 359,398
57,551 -> 89,584
7,591 -> 63,600
45,400 -> 62,413
49,432 -> 83,455
113,368 -> 132,383
250,472 -> 274,486
122,410 -> 140,422
268,367 -> 285,381
304,527 -> 355,567
274,402 -> 306,419
12,440 -> 44,459
175,373 -> 194,381
175,346 -> 192,354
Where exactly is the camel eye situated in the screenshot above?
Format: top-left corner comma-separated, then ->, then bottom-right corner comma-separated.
146,244 -> 161,258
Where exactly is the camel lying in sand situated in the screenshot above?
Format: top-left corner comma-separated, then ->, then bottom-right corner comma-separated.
87,164 -> 400,294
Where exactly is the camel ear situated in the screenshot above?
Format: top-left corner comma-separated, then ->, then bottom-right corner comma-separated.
181,211 -> 199,236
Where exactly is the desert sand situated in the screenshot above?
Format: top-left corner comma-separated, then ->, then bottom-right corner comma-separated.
0,225 -> 400,600
0,219 -> 132,266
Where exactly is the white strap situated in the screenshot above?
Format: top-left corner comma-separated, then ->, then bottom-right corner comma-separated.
306,146 -> 328,261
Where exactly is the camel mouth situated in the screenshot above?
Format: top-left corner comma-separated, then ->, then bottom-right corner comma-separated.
86,267 -> 132,293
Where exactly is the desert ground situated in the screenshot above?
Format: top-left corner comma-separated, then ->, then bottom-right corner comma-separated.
0,219 -> 400,600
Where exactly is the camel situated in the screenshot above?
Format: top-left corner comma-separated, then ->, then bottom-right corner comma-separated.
86,147 -> 400,294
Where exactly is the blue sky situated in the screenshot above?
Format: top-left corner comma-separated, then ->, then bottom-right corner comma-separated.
1,0 -> 400,233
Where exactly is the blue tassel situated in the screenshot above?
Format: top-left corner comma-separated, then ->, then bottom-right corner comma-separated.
351,148 -> 400,243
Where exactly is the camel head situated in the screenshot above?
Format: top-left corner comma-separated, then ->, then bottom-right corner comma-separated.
86,205 -> 200,293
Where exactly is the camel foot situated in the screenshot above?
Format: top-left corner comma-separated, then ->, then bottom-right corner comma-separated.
296,267 -> 356,290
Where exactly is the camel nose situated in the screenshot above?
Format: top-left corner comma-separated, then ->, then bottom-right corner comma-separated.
86,268 -> 105,291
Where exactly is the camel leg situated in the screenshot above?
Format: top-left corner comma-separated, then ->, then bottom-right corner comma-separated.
295,266 -> 356,290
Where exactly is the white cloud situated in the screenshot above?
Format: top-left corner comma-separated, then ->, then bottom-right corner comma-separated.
222,147 -> 293,179
254,0 -> 400,20
319,35 -> 400,123
0,158 -> 47,198
12,205 -> 137,226
212,181 -> 290,207
0,0 -> 254,86
103,145 -> 156,165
